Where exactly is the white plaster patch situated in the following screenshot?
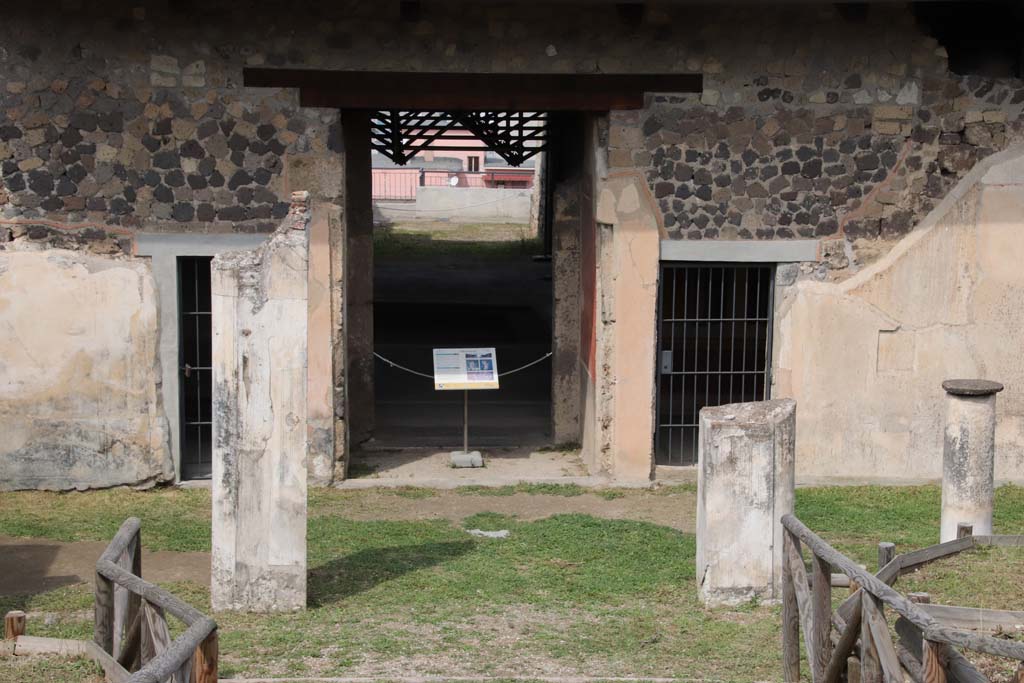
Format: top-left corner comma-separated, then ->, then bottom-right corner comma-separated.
616,184 -> 640,215
896,81 -> 920,105
596,188 -> 617,225
150,54 -> 180,74
981,155 -> 1024,185
876,329 -> 915,372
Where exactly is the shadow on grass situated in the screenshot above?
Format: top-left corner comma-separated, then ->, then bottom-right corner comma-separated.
308,540 -> 474,608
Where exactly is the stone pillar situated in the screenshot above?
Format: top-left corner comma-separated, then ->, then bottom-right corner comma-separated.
283,151 -> 344,487
306,202 -> 338,486
342,111 -> 375,449
551,177 -> 582,446
594,170 -> 660,482
549,113 -> 586,449
940,379 -> 1003,543
210,192 -> 310,612
696,399 -> 796,607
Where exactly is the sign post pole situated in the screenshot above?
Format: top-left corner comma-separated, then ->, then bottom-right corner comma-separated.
463,390 -> 469,455
432,347 -> 498,468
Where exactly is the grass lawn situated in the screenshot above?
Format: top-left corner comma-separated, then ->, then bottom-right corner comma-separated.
374,220 -> 541,260
1,484 -> 1022,681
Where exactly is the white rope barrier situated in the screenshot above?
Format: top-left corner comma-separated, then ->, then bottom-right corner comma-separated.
373,351 -> 552,380
372,353 -> 435,379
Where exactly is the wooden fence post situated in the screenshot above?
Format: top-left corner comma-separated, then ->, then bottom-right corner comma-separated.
125,529 -> 142,658
847,656 -> 861,682
4,611 -> 25,640
94,571 -> 115,654
877,542 -> 895,571
922,639 -> 948,683
191,629 -> 219,683
860,592 -> 882,683
811,554 -> 833,681
781,531 -> 800,682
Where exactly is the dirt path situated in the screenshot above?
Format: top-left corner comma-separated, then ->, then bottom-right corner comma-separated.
0,535 -> 210,597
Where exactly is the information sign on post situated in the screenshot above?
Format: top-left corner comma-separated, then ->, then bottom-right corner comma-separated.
432,348 -> 499,465
432,348 -> 499,390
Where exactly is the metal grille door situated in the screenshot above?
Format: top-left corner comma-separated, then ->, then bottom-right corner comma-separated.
655,264 -> 774,466
178,256 -> 213,480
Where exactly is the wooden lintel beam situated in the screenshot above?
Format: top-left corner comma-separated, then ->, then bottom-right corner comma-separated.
244,69 -> 702,111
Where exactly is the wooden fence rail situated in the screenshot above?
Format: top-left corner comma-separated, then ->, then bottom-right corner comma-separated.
780,514 -> 1024,683
94,517 -> 218,683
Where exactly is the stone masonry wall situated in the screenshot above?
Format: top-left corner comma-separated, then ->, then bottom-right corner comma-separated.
609,6 -> 1024,276
0,2 -> 1017,267
0,4 -> 339,252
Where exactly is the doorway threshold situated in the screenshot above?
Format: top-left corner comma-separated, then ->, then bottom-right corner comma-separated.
340,445 -> 614,489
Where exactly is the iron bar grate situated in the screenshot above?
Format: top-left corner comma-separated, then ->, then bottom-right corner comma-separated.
655,263 -> 775,466
178,256 -> 213,480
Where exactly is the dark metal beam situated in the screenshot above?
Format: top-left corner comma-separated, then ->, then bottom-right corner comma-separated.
244,69 -> 702,111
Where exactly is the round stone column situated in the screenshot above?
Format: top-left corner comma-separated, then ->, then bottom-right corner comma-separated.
940,379 -> 1003,543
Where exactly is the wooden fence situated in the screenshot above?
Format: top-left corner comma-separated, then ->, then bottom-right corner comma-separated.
93,517 -> 218,683
781,513 -> 1024,683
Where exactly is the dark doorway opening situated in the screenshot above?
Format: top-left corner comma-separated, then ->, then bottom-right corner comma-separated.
178,256 -> 213,480
655,263 -> 775,466
914,1 -> 1024,78
372,203 -> 552,449
240,69 -> 704,475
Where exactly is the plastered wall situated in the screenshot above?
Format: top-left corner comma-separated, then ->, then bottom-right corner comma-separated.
775,146 -> 1024,483
0,246 -> 172,490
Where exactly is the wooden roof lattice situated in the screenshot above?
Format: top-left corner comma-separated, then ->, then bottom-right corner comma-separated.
371,110 -> 548,167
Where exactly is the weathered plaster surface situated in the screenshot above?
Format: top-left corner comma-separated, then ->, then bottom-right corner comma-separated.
305,204 -> 336,485
696,399 -> 795,607
775,146 -> 1024,483
283,154 -> 344,485
211,193 -> 309,612
0,247 -> 172,490
595,170 -> 661,481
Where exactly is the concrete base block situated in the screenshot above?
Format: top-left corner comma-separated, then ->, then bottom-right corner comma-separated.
450,451 -> 484,468
696,399 -> 796,608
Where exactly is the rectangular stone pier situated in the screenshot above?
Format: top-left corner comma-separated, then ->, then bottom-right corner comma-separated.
696,399 -> 796,607
210,193 -> 310,612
